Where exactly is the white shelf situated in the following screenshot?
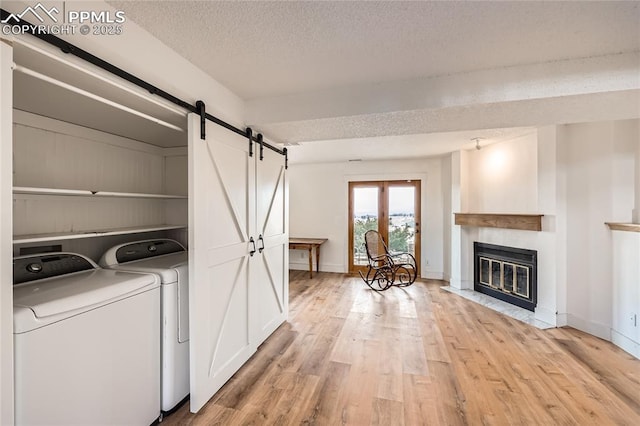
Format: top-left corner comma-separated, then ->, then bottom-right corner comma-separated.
13,187 -> 187,199
13,225 -> 187,244
13,187 -> 93,196
93,191 -> 187,199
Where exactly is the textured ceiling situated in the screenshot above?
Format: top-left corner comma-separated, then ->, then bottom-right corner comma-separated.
108,1 -> 640,100
105,1 -> 640,162
286,127 -> 535,164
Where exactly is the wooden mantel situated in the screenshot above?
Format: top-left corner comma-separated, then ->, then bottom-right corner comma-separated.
605,222 -> 640,233
455,213 -> 544,232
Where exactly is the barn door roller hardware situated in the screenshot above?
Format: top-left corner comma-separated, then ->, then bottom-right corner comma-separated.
0,8 -> 287,167
246,128 -> 254,157
257,134 -> 264,161
196,101 -> 206,140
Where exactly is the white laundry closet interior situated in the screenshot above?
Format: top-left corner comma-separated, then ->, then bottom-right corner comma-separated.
12,38 -> 189,256
4,31 -> 288,422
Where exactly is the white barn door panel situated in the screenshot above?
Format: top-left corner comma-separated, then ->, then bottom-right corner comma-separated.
188,114 -> 255,413
188,113 -> 289,413
253,149 -> 289,343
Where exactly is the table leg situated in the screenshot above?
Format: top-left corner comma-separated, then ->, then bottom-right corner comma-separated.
316,245 -> 320,273
308,247 -> 313,279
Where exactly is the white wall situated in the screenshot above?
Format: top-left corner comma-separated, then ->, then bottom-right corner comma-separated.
467,133 -> 538,213
448,150 -> 474,290
562,120 -> 636,340
288,157 -> 444,278
540,126 -> 568,325
635,131 -> 640,222
441,155 -> 452,281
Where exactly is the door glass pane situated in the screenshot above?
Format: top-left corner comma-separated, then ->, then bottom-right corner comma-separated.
353,187 -> 378,265
388,186 -> 416,263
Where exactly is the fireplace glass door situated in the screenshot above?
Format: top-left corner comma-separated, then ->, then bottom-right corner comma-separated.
474,242 -> 537,311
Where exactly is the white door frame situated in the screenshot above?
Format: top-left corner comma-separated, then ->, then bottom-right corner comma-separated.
0,40 -> 15,426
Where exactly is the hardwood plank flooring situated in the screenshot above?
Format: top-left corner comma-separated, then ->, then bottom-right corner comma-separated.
164,271 -> 640,425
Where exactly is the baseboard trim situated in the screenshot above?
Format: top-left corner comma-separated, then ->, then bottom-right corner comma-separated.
288,262 -> 345,273
566,314 -> 612,341
448,277 -> 473,290
611,329 -> 640,359
556,313 -> 568,327
423,271 -> 444,280
534,306 -> 556,327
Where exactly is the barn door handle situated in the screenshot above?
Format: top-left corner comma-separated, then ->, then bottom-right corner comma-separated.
258,234 -> 265,253
249,237 -> 256,256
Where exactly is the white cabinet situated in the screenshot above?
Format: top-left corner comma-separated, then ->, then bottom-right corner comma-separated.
188,114 -> 288,412
611,230 -> 640,358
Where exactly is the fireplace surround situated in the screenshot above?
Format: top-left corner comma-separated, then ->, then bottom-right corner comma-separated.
474,242 -> 537,311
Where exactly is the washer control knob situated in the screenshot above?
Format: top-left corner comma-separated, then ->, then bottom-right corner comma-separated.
26,263 -> 43,273
148,245 -> 157,252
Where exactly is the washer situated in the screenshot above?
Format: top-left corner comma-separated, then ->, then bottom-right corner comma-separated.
13,252 -> 160,426
100,239 -> 189,414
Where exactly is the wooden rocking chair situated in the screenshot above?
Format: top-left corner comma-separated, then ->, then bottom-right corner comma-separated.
358,230 -> 417,291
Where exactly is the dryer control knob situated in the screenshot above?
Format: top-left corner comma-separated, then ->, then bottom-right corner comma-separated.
26,263 -> 42,273
148,245 -> 157,252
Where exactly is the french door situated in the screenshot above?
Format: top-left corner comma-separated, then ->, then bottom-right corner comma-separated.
348,180 -> 421,275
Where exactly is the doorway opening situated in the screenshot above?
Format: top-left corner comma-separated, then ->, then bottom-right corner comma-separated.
348,180 -> 421,275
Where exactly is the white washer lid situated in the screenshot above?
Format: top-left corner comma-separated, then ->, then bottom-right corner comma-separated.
13,269 -> 159,333
99,238 -> 185,267
103,252 -> 188,283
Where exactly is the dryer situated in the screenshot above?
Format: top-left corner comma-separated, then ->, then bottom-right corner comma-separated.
100,238 -> 189,413
13,252 -> 160,426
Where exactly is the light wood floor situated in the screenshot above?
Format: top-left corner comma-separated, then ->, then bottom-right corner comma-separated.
164,271 -> 640,425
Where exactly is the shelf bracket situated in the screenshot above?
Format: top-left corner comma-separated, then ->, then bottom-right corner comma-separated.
257,133 -> 264,160
247,127 -> 254,157
196,100 -> 206,140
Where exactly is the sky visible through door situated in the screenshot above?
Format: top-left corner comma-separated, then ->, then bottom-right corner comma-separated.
354,187 -> 415,216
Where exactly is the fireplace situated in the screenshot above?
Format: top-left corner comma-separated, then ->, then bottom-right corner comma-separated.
474,242 -> 537,311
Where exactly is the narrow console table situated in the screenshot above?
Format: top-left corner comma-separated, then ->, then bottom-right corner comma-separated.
289,238 -> 328,278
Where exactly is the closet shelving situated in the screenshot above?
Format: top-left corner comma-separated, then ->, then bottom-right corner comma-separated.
14,225 -> 187,244
13,187 -> 188,199
12,38 -> 188,247
13,186 -> 188,244
13,38 -> 187,147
